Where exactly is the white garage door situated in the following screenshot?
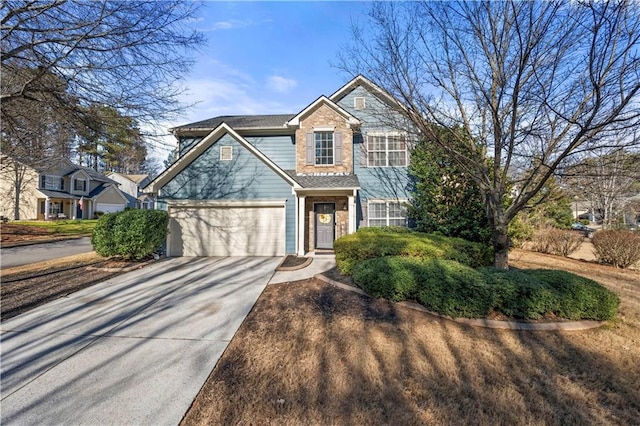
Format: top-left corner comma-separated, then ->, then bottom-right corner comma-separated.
96,203 -> 125,213
168,205 -> 285,257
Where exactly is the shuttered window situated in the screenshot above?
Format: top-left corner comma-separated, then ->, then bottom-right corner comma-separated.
305,131 -> 343,166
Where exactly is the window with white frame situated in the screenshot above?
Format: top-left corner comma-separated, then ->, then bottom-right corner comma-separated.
354,96 -> 366,110
368,200 -> 408,227
40,175 -> 64,190
367,133 -> 407,167
315,131 -> 334,165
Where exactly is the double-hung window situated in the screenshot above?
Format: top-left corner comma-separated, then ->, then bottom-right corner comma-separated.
315,132 -> 334,165
368,200 -> 408,227
40,175 -> 64,190
367,133 -> 407,167
74,179 -> 86,191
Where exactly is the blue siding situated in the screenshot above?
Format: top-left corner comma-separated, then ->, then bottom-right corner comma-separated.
336,85 -> 413,226
244,135 -> 296,170
159,134 -> 296,253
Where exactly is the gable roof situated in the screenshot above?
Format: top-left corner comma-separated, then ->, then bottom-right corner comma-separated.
170,114 -> 295,133
329,74 -> 404,110
285,96 -> 360,128
106,172 -> 150,185
145,123 -> 300,193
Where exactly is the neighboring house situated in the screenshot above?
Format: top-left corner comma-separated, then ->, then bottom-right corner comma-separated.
145,75 -> 413,256
106,172 -> 155,209
0,156 -> 128,220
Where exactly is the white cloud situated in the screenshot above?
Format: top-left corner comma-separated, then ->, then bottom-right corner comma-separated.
266,75 -> 298,93
210,19 -> 253,31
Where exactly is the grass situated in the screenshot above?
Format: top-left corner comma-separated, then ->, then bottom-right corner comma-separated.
10,220 -> 97,235
182,250 -> 640,425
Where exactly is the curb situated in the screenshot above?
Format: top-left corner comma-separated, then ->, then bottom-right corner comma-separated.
314,273 -> 606,332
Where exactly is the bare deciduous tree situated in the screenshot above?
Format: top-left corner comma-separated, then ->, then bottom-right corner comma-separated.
340,0 -> 640,268
1,0 -> 203,128
563,148 -> 640,228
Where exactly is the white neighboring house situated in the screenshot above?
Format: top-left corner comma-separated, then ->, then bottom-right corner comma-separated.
106,172 -> 155,209
0,156 -> 128,220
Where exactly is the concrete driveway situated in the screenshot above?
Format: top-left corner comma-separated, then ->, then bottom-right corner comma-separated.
0,256 -> 280,425
1,237 -> 93,269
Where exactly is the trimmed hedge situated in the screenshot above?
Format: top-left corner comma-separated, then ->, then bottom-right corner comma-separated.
92,209 -> 169,260
334,227 -> 492,275
352,256 -> 619,321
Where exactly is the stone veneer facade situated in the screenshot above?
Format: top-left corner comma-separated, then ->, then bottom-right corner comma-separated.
295,103 -> 354,174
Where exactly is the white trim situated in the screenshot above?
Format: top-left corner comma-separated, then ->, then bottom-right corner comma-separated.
145,123 -> 300,193
313,126 -> 335,132
166,199 -> 286,208
348,195 -> 356,234
297,195 -> 306,256
286,96 -> 361,128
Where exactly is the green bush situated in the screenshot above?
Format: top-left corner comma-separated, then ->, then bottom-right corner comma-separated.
91,211 -> 122,257
334,228 -> 492,275
92,209 -> 168,260
592,229 -> 640,268
351,257 -> 619,321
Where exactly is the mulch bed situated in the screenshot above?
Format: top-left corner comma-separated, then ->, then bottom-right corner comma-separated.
0,258 -> 153,321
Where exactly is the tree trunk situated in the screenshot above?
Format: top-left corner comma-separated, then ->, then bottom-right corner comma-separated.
492,221 -> 509,269
13,166 -> 22,220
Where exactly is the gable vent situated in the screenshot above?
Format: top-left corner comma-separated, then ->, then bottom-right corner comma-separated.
220,146 -> 233,161
354,96 -> 366,110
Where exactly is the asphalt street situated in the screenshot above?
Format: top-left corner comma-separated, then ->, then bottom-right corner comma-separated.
0,237 -> 93,269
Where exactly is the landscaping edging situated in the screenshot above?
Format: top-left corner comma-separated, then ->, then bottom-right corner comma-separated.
276,256 -> 313,271
315,273 -> 606,331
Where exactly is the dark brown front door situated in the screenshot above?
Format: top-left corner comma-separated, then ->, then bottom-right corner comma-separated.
315,203 -> 335,249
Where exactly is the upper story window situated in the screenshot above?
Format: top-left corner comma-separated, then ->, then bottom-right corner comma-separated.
368,200 -> 408,227
354,97 -> 366,110
367,133 -> 407,167
40,175 -> 64,190
305,131 -> 343,166
74,179 -> 86,191
315,132 -> 334,165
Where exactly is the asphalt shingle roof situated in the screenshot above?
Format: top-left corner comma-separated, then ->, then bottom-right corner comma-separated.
172,114 -> 296,132
285,171 -> 360,189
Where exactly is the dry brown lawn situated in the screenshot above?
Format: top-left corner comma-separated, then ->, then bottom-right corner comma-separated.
182,250 -> 639,426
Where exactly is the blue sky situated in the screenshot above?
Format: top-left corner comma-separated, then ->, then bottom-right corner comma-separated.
171,1 -> 371,128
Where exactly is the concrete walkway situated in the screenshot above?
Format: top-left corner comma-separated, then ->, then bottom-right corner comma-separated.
269,254 -> 336,284
1,256 -> 280,426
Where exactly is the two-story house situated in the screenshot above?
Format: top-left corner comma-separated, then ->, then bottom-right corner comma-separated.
0,156 -> 128,220
106,172 -> 155,209
144,75 -> 413,256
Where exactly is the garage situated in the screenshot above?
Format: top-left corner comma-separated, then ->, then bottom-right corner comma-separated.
167,202 -> 285,257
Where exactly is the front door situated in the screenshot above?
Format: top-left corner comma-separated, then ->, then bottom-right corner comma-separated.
315,203 -> 335,249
